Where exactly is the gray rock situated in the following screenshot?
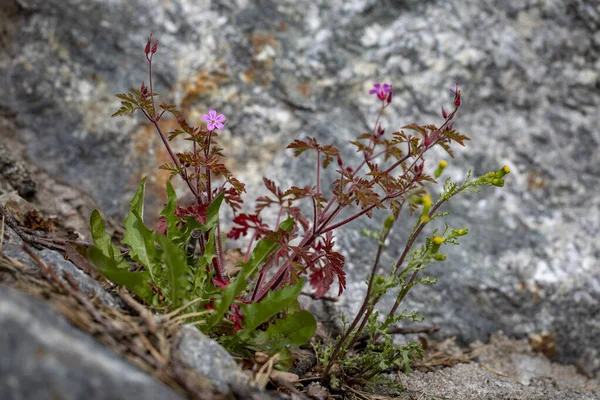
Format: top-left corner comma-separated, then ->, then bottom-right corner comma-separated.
0,144 -> 36,199
394,363 -> 599,400
172,325 -> 250,394
389,334 -> 600,400
0,286 -> 184,400
0,225 -> 121,308
1,0 -> 599,378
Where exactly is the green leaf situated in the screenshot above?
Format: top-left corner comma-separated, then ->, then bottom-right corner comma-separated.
89,209 -> 128,269
192,227 -> 215,293
156,234 -> 189,308
249,310 -> 316,351
90,209 -> 112,255
161,181 -> 180,240
274,348 -> 293,371
238,279 -> 304,339
181,192 -> 225,237
122,178 -> 160,280
88,246 -> 153,302
205,192 -> 225,230
204,218 -> 294,330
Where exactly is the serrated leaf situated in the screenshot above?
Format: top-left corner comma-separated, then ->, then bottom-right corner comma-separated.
193,226 -> 215,292
248,310 -> 316,351
161,181 -> 180,240
89,209 -> 128,269
167,129 -> 186,141
88,246 -> 153,302
121,178 -> 160,280
156,234 -> 188,307
205,192 -> 225,231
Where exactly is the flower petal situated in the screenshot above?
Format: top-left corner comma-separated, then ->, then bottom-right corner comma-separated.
207,123 -> 215,130
369,89 -> 377,95
202,114 -> 211,121
372,83 -> 381,89
215,122 -> 224,130
208,110 -> 217,119
215,114 -> 226,122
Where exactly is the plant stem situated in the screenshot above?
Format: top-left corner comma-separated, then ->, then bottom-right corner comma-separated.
394,200 -> 445,278
316,150 -> 321,199
148,56 -> 157,118
244,233 -> 257,263
205,130 -> 213,203
322,226 -> 390,379
149,118 -> 199,200
216,221 -> 225,273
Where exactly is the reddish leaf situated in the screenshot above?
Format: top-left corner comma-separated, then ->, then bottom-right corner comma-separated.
308,232 -> 346,298
157,202 -> 209,234
227,213 -> 269,240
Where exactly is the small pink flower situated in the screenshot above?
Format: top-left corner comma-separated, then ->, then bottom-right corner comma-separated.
450,83 -> 461,107
202,110 -> 226,131
369,83 -> 391,101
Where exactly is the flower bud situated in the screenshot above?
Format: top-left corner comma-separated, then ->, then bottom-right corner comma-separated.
151,40 -> 159,54
145,34 -> 152,55
434,253 -> 447,261
381,215 -> 395,236
456,228 -> 468,236
386,85 -> 393,104
414,161 -> 425,175
434,160 -> 448,178
423,133 -> 434,148
495,165 -> 510,178
337,154 -> 343,167
492,178 -> 504,187
140,82 -> 148,98
441,106 -> 448,119
422,194 -> 432,208
451,83 -> 461,107
431,236 -> 443,253
419,194 -> 432,223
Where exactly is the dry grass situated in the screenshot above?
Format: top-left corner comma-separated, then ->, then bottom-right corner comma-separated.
0,248 -> 222,400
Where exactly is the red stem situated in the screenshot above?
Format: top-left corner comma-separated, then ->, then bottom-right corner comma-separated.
148,56 -> 157,118
244,233 -> 257,263
316,150 -> 321,198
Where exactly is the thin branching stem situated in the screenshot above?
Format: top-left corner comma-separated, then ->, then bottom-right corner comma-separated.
322,226 -> 390,378
316,150 -> 321,200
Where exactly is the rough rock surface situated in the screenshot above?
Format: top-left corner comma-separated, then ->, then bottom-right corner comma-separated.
0,224 -> 121,308
172,325 -> 250,394
391,334 -> 600,400
0,286 -> 185,400
1,0 -> 599,381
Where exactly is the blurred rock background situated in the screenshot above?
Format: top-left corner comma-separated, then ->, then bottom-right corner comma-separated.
1,0 -> 599,379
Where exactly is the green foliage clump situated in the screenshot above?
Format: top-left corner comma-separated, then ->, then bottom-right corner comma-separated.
89,178 -> 316,357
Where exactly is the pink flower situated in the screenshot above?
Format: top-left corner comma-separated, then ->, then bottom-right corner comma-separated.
202,110 -> 226,130
369,83 -> 391,101
450,83 -> 461,107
